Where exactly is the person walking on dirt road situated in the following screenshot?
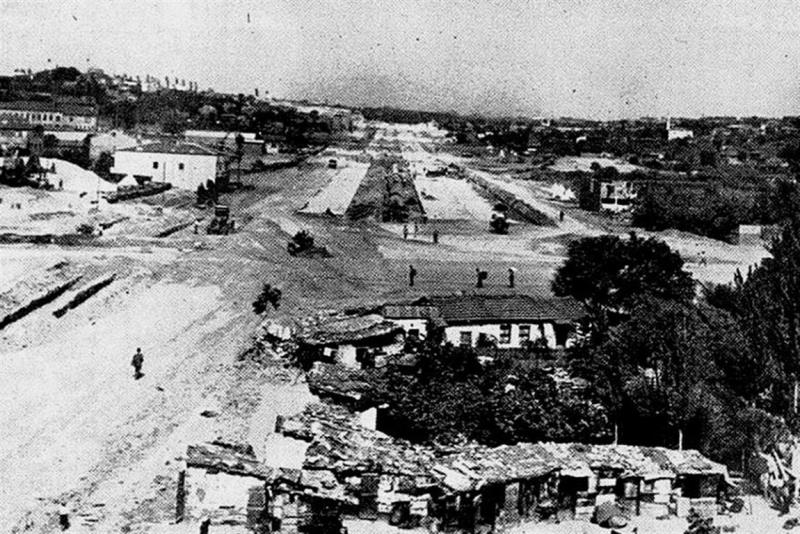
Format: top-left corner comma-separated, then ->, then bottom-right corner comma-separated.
409,265 -> 417,287
403,224 -> 409,240
131,348 -> 144,380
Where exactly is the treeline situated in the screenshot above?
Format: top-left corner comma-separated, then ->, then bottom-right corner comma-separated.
552,232 -> 799,466
633,178 -> 800,241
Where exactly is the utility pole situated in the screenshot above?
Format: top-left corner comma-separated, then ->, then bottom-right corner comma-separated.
678,428 -> 684,451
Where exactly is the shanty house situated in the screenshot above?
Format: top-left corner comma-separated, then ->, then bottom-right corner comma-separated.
177,441 -> 272,530
178,441 -> 352,534
297,314 -> 405,369
110,141 -> 225,190
432,295 -> 584,350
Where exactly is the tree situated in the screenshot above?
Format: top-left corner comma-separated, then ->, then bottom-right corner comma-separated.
252,284 -> 282,314
552,233 -> 694,327
720,216 -> 800,417
574,296 -> 752,458
93,151 -> 114,177
161,109 -> 187,135
372,343 -> 610,446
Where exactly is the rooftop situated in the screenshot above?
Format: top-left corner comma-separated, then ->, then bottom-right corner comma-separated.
278,403 -> 729,494
300,314 -> 404,346
431,294 -> 585,324
0,99 -> 97,116
118,140 -> 222,156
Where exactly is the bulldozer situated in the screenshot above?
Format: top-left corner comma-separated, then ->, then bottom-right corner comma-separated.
206,204 -> 236,235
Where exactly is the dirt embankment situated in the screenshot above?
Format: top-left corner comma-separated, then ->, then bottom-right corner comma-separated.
466,171 -> 556,226
0,262 -> 82,329
346,157 -> 425,222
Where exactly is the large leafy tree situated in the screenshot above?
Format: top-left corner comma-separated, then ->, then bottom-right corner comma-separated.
711,217 -> 800,417
552,233 -> 694,328
573,295 -> 754,461
372,344 -> 610,446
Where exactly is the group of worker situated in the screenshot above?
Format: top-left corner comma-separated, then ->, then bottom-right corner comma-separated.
408,265 -> 518,288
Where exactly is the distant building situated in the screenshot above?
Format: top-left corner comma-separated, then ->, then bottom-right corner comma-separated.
666,117 -> 694,141
0,99 -> 97,131
592,178 -> 638,213
110,141 -> 224,190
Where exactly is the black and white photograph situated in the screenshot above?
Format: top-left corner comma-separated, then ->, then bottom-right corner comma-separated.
2,1 -> 800,532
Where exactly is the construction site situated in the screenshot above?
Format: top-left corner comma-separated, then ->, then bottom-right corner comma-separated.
0,117 -> 777,534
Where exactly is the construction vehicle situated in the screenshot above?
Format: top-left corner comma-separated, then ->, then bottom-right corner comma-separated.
328,158 -> 338,169
206,204 -> 236,235
287,230 -> 331,258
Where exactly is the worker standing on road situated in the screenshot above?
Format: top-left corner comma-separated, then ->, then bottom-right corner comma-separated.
413,222 -> 418,237
432,229 -> 439,244
409,265 -> 417,287
559,210 -> 564,222
131,348 -> 144,380
508,268 -> 516,288
403,224 -> 409,240
58,502 -> 70,530
476,268 -> 487,288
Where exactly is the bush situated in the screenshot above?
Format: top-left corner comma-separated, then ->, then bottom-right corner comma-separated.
252,284 -> 281,314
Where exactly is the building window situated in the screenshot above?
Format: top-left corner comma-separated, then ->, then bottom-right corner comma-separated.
178,163 -> 185,170
459,331 -> 472,347
408,328 -> 420,339
519,325 -> 530,343
153,161 -> 159,169
499,323 -> 511,344
55,116 -> 60,122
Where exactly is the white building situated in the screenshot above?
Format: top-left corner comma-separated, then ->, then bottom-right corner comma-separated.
597,179 -> 638,213
666,117 -> 694,141
432,295 -> 584,350
110,141 -> 224,190
0,100 -> 97,131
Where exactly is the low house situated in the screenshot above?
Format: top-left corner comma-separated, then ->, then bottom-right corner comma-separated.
381,303 -> 438,340
110,140 -> 225,190
177,440 -> 351,534
431,295 -> 584,350
297,314 -> 405,369
178,441 -> 272,529
273,403 -> 731,532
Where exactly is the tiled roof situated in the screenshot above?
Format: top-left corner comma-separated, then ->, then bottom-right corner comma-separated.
0,99 -> 96,116
431,294 -> 585,324
382,304 -> 438,319
118,140 -> 221,156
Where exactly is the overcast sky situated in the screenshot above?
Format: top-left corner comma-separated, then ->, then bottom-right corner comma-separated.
2,0 -> 800,119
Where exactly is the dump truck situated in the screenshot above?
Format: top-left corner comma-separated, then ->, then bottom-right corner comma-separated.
206,204 -> 235,235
